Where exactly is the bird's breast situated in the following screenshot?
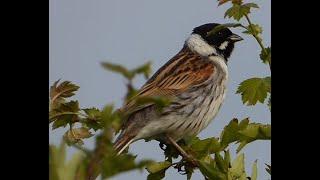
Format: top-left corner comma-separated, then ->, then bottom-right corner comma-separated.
162,71 -> 228,141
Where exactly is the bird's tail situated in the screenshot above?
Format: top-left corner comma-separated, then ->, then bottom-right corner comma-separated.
113,134 -> 135,155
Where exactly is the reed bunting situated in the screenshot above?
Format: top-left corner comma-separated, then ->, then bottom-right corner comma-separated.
114,23 -> 243,155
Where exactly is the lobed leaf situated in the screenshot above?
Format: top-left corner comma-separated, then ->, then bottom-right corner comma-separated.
236,77 -> 271,106
220,118 -> 271,153
50,101 -> 80,129
49,79 -> 79,110
220,118 -> 249,148
224,3 -> 259,21
50,79 -> 79,100
190,137 -> 221,159
80,119 -> 101,131
237,124 -> 271,152
83,108 -> 100,120
243,24 -> 263,35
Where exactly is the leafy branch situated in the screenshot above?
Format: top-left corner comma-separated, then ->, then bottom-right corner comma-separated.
49,0 -> 270,179
49,66 -> 270,180
212,0 -> 271,110
221,0 -> 271,69
146,117 -> 270,179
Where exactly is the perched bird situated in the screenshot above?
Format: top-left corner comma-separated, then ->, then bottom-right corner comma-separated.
114,23 -> 243,155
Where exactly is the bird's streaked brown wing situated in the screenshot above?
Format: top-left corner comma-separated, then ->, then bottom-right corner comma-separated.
121,48 -> 215,113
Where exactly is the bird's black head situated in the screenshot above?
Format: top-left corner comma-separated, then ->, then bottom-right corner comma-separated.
192,23 -> 243,59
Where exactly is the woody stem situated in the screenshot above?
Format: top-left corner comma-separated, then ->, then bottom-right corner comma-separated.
164,134 -> 190,159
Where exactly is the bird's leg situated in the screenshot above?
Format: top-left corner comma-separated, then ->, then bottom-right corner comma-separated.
164,134 -> 195,162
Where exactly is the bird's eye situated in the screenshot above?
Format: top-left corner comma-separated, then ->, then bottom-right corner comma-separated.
217,32 -> 222,36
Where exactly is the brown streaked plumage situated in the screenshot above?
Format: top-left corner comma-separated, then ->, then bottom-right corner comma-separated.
113,23 -> 243,155
121,47 -> 214,114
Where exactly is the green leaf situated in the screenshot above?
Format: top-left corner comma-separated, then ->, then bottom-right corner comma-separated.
132,62 -> 152,79
101,153 -> 151,179
49,143 -> 66,180
100,105 -> 116,128
215,150 -> 232,174
202,154 -> 216,165
50,101 -> 80,129
224,3 -> 258,21
49,142 -> 83,180
111,113 -> 123,134
260,47 -> 271,64
239,123 -> 271,140
101,62 -> 134,80
207,23 -> 242,37
229,153 -> 246,179
147,169 -> 167,180
190,137 -> 221,159
83,107 -> 100,120
224,150 -> 231,169
220,118 -> 271,152
50,111 -> 68,127
102,62 -> 152,81
146,161 -> 171,173
99,107 -> 123,134
198,161 -> 226,180
236,77 -> 271,106
80,119 -> 101,131
251,160 -> 258,180
265,164 -> 271,175
220,118 -> 249,148
268,96 -> 271,111
215,152 -> 228,173
236,123 -> 271,153
243,24 -> 263,35
81,107 -> 102,131
239,172 -> 247,180
185,136 -> 201,146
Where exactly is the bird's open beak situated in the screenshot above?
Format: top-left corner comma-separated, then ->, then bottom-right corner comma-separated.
229,33 -> 244,42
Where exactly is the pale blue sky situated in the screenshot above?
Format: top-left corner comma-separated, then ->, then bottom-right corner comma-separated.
49,0 -> 271,179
